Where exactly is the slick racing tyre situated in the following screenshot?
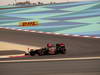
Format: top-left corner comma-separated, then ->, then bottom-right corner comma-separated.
60,49 -> 66,54
29,50 -> 36,56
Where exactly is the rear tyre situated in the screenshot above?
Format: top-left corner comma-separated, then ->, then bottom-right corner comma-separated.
61,49 -> 66,54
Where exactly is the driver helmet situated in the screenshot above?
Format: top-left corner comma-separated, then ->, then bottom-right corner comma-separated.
60,43 -> 65,46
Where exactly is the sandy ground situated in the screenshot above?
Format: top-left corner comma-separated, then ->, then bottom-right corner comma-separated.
0,41 -> 40,52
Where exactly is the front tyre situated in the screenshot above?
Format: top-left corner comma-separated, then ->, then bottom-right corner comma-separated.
30,50 -> 35,56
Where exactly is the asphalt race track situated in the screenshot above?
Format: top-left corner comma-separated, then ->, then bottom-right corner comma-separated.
0,29 -> 100,57
0,59 -> 100,75
0,50 -> 24,55
0,29 -> 100,75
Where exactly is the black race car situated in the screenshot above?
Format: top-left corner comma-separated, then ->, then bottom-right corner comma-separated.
25,43 -> 66,56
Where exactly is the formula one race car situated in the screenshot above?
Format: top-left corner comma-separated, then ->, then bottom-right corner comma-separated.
25,43 -> 66,56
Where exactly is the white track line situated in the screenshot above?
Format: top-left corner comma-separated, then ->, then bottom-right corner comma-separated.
0,54 -> 24,59
0,56 -> 100,63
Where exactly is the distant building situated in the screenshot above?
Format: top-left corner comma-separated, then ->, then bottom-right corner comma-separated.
13,0 -> 57,7
33,3 -> 37,6
15,1 -> 31,6
50,2 -> 56,4
37,2 -> 44,5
